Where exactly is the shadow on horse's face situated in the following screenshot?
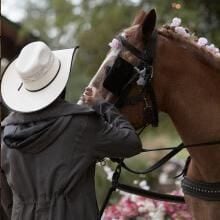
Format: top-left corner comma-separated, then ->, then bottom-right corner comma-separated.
82,10 -> 158,129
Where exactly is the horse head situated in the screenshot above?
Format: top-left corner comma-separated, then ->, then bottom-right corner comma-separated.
79,9 -> 159,129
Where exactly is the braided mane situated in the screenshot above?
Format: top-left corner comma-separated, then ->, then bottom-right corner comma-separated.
158,26 -> 220,71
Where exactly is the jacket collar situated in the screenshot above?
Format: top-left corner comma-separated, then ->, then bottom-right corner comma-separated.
1,99 -> 95,126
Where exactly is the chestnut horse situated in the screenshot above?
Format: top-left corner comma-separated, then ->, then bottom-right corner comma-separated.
79,10 -> 220,220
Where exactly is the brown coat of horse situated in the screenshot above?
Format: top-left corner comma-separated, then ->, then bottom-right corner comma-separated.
81,10 -> 220,220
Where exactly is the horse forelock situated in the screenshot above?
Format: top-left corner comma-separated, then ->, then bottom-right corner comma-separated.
158,26 -> 220,71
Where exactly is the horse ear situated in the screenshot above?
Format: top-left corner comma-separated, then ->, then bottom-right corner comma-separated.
132,10 -> 147,25
141,9 -> 156,39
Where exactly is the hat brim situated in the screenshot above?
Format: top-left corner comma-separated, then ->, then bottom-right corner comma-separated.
1,47 -> 78,113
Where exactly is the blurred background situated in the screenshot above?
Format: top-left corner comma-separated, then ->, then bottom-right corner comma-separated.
1,0 -> 220,209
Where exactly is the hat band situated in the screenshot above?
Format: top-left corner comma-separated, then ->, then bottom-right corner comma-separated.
26,60 -> 61,92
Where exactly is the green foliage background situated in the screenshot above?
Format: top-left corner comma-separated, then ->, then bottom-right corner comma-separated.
7,0 -> 220,206
19,0 -> 220,102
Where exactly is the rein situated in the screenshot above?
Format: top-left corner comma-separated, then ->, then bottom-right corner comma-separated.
116,140 -> 220,175
99,140 -> 220,219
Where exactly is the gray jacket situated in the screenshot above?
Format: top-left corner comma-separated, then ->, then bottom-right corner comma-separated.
1,99 -> 142,220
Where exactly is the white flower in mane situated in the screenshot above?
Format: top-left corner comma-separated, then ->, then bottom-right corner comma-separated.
206,44 -> 220,54
197,37 -> 208,46
206,44 -> 216,54
196,38 -> 220,56
169,17 -> 220,57
170,17 -> 181,27
174,26 -> 190,38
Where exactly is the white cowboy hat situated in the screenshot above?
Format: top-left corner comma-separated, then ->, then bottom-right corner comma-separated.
1,41 -> 78,113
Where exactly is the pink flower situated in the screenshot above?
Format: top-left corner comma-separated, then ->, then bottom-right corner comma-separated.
103,204 -> 122,219
174,26 -> 190,38
103,189 -> 192,219
119,197 -> 139,217
109,38 -> 122,50
170,17 -> 182,27
197,37 -> 208,46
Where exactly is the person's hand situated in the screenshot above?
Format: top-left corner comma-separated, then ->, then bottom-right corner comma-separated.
81,87 -> 104,106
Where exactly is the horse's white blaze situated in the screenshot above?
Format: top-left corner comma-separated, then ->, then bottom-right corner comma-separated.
77,47 -> 121,105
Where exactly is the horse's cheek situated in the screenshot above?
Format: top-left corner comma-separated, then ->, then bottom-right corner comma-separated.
119,101 -> 146,129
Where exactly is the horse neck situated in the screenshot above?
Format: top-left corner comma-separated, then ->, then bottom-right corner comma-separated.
153,34 -> 220,181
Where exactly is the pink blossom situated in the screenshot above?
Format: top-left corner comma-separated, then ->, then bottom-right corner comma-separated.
109,38 -> 122,50
170,17 -> 182,27
174,26 -> 190,38
197,37 -> 208,46
119,197 -> 139,217
103,204 -> 122,219
103,190 -> 192,219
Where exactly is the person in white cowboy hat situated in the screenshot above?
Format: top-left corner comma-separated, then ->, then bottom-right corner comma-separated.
1,41 -> 142,220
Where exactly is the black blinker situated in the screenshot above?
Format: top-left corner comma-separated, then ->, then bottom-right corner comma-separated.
103,56 -> 136,96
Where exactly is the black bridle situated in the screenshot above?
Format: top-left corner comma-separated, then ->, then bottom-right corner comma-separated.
116,32 -> 159,128
103,32 -> 158,129
99,32 -> 220,219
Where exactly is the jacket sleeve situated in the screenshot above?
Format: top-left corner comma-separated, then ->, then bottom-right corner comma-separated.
86,101 -> 142,159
